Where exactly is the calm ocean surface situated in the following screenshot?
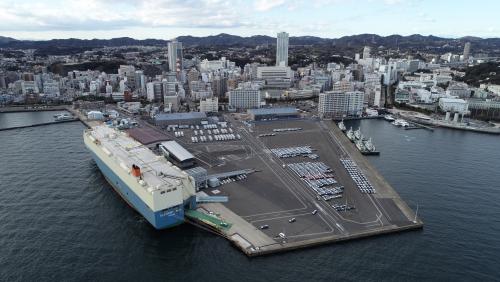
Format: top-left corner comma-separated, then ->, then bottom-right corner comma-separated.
0,113 -> 499,281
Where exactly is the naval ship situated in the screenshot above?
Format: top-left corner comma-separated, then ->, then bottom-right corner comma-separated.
84,125 -> 197,229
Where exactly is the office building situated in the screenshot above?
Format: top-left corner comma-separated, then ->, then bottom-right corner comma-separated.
146,82 -> 164,102
168,40 -> 183,79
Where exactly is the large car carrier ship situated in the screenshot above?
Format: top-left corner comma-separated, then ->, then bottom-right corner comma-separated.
84,125 -> 197,229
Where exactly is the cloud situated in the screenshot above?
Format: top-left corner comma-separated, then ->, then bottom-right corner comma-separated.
254,0 -> 286,11
0,0 -> 248,32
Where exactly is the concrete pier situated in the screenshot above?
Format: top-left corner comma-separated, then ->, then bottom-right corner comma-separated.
183,117 -> 422,257
65,107 -> 102,128
0,119 -> 79,131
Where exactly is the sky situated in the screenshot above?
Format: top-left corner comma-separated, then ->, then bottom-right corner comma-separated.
0,0 -> 498,40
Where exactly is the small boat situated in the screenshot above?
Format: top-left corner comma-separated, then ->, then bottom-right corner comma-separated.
384,115 -> 395,122
54,113 -> 73,121
392,119 -> 410,127
338,120 -> 346,132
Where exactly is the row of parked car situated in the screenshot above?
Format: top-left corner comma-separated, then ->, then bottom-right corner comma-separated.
272,127 -> 302,132
271,146 -> 313,158
288,162 -> 345,201
340,158 -> 376,194
191,134 -> 242,143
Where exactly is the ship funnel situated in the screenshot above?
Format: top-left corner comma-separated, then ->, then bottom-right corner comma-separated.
131,164 -> 141,177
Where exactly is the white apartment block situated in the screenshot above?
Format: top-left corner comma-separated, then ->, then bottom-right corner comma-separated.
199,97 -> 219,113
318,91 -> 364,119
228,88 -> 261,109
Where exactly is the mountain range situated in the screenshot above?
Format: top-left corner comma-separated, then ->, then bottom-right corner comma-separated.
1,33 -> 499,53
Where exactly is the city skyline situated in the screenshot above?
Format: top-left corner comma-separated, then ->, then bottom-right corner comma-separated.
0,0 -> 499,40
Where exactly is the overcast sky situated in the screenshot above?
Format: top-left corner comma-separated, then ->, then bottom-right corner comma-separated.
0,0 -> 498,40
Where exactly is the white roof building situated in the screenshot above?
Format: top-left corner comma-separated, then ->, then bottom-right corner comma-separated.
439,98 -> 469,114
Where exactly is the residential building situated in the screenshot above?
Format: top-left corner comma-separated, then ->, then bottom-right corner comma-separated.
199,97 -> 218,113
228,88 -> 261,109
318,91 -> 364,119
276,32 -> 289,67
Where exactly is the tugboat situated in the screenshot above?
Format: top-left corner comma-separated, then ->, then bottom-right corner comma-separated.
338,119 -> 346,132
354,128 -> 362,140
355,139 -> 366,151
364,138 -> 376,152
346,127 -> 356,142
360,138 -> 380,155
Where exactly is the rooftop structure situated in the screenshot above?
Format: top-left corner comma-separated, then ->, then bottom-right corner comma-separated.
159,141 -> 195,168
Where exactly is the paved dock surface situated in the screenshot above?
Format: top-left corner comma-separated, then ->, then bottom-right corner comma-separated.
104,109 -> 422,256
187,117 -> 422,256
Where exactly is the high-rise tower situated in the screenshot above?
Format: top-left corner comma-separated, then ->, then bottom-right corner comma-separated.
463,42 -> 471,61
168,40 -> 183,79
276,32 -> 289,67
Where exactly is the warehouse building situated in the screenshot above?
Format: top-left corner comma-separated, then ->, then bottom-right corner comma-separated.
158,141 -> 195,168
247,107 -> 300,121
154,112 -> 207,126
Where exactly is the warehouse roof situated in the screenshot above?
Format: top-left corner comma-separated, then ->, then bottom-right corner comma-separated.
160,141 -> 194,162
155,112 -> 207,121
247,107 -> 298,115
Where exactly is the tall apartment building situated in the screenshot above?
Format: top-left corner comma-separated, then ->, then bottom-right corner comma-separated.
228,88 -> 261,109
276,32 -> 289,67
318,91 -> 364,119
463,42 -> 471,61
